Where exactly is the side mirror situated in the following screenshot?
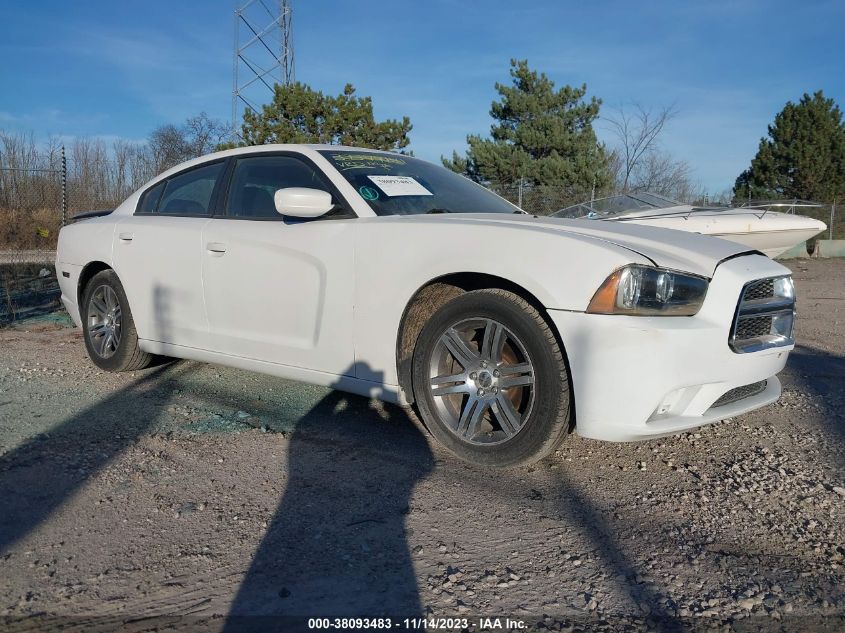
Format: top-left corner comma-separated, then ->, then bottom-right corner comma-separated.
274,187 -> 334,218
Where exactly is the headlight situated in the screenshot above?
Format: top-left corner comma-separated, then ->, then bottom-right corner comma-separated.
587,265 -> 709,316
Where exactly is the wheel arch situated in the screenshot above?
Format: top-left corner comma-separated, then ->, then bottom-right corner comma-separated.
395,272 -> 573,411
77,261 -> 113,307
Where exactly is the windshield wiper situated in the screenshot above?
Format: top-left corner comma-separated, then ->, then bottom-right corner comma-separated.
424,207 -> 452,214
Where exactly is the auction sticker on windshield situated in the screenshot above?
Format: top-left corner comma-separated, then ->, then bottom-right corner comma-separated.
367,175 -> 433,197
330,153 -> 406,171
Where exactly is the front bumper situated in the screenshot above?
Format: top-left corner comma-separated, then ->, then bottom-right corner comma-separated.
547,254 -> 792,441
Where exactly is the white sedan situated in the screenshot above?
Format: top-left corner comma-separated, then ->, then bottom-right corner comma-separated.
56,145 -> 796,466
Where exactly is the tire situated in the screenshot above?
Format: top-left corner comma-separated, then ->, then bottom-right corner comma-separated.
81,269 -> 153,372
412,288 -> 571,467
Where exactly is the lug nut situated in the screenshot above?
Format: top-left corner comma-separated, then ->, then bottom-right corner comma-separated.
491,386 -> 498,394
480,360 -> 488,368
492,369 -> 500,377
469,372 -> 478,380
477,388 -> 485,397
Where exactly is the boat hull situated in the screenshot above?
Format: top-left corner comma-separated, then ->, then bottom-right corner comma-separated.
613,209 -> 827,258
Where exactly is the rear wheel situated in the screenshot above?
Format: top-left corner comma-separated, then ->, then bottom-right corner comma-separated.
81,269 -> 152,372
412,288 -> 571,467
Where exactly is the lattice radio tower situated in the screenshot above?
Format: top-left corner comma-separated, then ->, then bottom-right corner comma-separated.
232,0 -> 294,140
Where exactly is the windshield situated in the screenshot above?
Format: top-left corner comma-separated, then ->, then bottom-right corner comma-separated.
319,150 -> 520,216
553,192 -> 681,219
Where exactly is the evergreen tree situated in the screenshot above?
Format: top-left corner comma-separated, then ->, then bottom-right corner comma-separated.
443,59 -> 611,194
734,91 -> 845,202
235,82 -> 412,151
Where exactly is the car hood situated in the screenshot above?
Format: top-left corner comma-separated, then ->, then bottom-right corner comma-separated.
427,213 -> 759,278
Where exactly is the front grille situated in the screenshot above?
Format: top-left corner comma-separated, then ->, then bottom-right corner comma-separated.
735,315 -> 774,339
711,380 -> 768,408
729,275 -> 795,353
742,278 -> 774,301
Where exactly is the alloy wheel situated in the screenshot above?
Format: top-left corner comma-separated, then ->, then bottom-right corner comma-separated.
427,317 -> 535,445
87,285 -> 122,359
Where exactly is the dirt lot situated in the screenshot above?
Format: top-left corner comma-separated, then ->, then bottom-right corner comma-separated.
1,259 -> 844,632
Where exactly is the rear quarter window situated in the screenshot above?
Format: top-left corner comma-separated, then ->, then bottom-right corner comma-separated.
136,181 -> 165,214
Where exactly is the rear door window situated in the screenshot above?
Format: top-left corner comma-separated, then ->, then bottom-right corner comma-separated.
157,162 -> 224,216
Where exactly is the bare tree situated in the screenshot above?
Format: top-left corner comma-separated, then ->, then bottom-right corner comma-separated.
0,113 -> 233,248
148,124 -> 188,173
634,150 -> 692,198
149,112 -> 232,172
604,148 -> 623,194
184,113 -> 232,156
606,103 -> 680,192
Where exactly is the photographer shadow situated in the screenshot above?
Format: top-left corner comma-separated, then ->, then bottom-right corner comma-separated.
225,364 -> 434,627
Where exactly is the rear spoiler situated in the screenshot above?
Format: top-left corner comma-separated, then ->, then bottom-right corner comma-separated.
71,209 -> 114,222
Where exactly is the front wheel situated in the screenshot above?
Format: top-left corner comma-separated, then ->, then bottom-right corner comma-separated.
81,269 -> 153,372
412,288 -> 571,467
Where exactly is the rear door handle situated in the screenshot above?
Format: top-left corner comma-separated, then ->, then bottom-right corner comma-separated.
206,242 -> 227,254
118,232 -> 133,242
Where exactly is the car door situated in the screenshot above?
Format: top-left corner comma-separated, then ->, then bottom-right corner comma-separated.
113,160 -> 224,347
201,153 -> 357,376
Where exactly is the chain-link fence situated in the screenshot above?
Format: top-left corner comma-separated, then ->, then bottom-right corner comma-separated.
0,164 -> 63,264
0,150 -> 843,322
0,146 -> 156,322
488,181 -> 596,216
803,201 -> 843,242
492,181 -> 843,241
0,147 -> 156,265
0,156 -> 62,322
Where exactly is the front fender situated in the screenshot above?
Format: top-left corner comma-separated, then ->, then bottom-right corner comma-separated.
352,218 -> 647,387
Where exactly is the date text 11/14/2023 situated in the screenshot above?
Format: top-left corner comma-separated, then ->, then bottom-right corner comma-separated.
306,617 -> 527,630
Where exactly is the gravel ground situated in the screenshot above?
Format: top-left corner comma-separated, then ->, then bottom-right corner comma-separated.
0,259 -> 843,632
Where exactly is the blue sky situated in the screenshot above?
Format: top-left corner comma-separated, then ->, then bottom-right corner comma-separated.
1,0 -> 842,194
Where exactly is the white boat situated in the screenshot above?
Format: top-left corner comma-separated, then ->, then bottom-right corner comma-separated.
553,193 -> 827,258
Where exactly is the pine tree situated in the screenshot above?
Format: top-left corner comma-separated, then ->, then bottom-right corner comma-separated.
235,82 -> 412,151
443,59 -> 611,195
734,91 -> 845,202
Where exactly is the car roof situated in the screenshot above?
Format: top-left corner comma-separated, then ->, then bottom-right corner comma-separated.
214,143 -> 396,157
148,144 -> 400,185
113,144 -> 401,217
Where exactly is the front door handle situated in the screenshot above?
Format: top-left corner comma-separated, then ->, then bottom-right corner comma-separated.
118,232 -> 133,242
206,242 -> 227,254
